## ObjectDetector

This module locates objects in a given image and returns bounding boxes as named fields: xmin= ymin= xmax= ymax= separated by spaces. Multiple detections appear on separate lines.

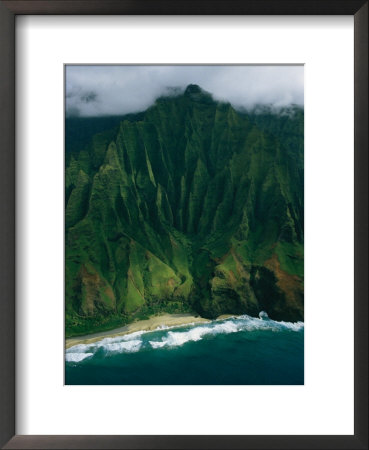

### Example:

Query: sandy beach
xmin=65 ymin=313 xmax=214 ymax=349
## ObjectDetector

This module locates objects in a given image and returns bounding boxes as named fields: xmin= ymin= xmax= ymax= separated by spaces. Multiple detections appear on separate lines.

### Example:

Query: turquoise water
xmin=65 ymin=313 xmax=304 ymax=385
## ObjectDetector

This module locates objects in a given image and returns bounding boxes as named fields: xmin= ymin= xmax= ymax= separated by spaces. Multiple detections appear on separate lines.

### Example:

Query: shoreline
xmin=66 ymin=313 xmax=235 ymax=350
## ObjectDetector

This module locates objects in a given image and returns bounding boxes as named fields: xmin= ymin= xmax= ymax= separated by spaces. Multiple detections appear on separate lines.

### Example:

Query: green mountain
xmin=65 ymin=84 xmax=304 ymax=337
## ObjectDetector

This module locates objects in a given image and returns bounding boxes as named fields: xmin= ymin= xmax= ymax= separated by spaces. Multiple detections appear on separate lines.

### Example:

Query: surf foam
xmin=148 ymin=313 xmax=303 ymax=349
xmin=66 ymin=312 xmax=304 ymax=361
xmin=65 ymin=352 xmax=93 ymax=363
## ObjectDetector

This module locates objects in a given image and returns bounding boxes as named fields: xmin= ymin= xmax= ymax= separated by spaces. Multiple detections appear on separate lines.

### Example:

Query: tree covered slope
xmin=65 ymin=85 xmax=304 ymax=336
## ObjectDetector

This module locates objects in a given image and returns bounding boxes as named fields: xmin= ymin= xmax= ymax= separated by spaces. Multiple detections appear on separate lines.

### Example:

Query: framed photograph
xmin=64 ymin=63 xmax=305 ymax=386
xmin=0 ymin=1 xmax=367 ymax=449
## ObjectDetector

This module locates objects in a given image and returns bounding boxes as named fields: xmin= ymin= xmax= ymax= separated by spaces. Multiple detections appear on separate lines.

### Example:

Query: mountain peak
xmin=184 ymin=84 xmax=203 ymax=95
xmin=184 ymin=84 xmax=213 ymax=103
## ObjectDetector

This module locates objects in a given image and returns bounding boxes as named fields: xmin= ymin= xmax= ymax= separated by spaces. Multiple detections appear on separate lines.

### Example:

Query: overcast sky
xmin=66 ymin=65 xmax=304 ymax=117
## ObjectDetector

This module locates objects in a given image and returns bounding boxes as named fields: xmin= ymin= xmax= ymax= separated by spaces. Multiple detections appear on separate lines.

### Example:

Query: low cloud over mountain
xmin=66 ymin=65 xmax=304 ymax=117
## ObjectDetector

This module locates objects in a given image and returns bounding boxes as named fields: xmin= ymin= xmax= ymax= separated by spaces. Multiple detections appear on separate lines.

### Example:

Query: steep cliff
xmin=65 ymin=85 xmax=304 ymax=336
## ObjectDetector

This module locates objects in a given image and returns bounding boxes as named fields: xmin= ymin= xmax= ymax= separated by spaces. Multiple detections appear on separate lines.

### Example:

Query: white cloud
xmin=66 ymin=65 xmax=304 ymax=117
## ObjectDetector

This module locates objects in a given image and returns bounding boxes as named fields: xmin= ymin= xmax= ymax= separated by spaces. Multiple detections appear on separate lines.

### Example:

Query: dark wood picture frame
xmin=0 ymin=1 xmax=367 ymax=448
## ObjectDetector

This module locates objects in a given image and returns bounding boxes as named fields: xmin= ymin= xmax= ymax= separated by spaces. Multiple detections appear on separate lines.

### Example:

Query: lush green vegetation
xmin=65 ymin=84 xmax=304 ymax=336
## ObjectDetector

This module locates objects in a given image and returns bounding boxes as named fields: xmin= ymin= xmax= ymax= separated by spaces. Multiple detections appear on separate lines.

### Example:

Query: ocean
xmin=65 ymin=313 xmax=304 ymax=385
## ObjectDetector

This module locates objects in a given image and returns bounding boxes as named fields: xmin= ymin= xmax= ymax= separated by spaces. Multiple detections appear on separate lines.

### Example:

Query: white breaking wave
xmin=65 ymin=352 xmax=93 ymax=363
xmin=148 ymin=313 xmax=303 ymax=349
xmin=66 ymin=312 xmax=304 ymax=362
xmin=277 ymin=321 xmax=304 ymax=332
xmin=65 ymin=330 xmax=147 ymax=362
xmin=149 ymin=341 xmax=167 ymax=349
xmin=103 ymin=339 xmax=142 ymax=354
xmin=149 ymin=326 xmax=210 ymax=349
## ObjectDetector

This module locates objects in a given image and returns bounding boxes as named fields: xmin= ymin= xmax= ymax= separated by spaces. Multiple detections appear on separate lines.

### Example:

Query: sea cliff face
xmin=65 ymin=85 xmax=304 ymax=336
